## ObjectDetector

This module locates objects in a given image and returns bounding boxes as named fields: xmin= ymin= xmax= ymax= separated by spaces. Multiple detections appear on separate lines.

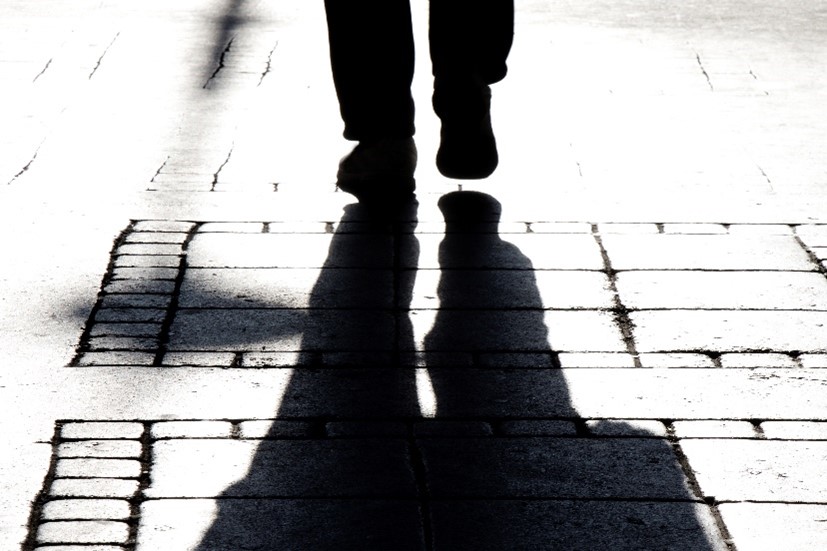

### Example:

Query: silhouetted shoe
xmin=436 ymin=112 xmax=498 ymax=180
xmin=336 ymin=138 xmax=417 ymax=205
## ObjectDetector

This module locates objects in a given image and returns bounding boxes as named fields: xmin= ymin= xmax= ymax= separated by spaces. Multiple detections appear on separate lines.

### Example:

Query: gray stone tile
xmin=587 ymin=419 xmax=668 ymax=437
xmin=186 ymin=233 xmax=393 ymax=269
xmin=41 ymin=499 xmax=131 ymax=521
xmin=179 ymin=268 xmax=393 ymax=309
xmin=37 ymin=520 xmax=129 ymax=545
xmin=672 ymin=421 xmax=757 ymax=439
xmin=57 ymin=441 xmax=142 ymax=459
xmin=420 ymin=436 xmax=691 ymax=499
xmin=602 ymin=234 xmax=815 ymax=270
xmin=146 ymin=439 xmax=416 ymax=498
xmin=431 ymin=500 xmax=727 ymax=551
xmin=151 ymin=421 xmax=233 ymax=439
xmin=137 ymin=499 xmax=424 ymax=551
xmin=168 ymin=309 xmax=395 ymax=352
xmin=55 ymin=459 xmax=141 ymax=479
xmin=238 ymin=420 xmax=316 ymax=439
xmin=638 ymin=353 xmax=716 ymax=368
xmin=681 ymin=440 xmax=827 ymax=501
xmin=631 ymin=311 xmax=827 ymax=353
xmin=760 ymin=421 xmax=827 ymax=440
xmin=499 ymin=420 xmax=578 ymax=436
xmin=720 ymin=353 xmax=799 ymax=368
xmin=50 ymin=479 xmax=139 ymax=499
xmin=617 ymin=271 xmax=827 ymax=310
xmin=719 ymin=503 xmax=827 ymax=551
xmin=62 ymin=422 xmax=144 ymax=440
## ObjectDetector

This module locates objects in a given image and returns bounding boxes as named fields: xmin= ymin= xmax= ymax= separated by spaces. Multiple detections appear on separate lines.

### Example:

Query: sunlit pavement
xmin=2 ymin=1 xmax=827 ymax=549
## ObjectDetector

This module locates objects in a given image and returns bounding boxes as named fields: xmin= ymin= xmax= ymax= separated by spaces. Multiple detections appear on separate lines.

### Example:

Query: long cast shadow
xmin=189 ymin=193 xmax=724 ymax=549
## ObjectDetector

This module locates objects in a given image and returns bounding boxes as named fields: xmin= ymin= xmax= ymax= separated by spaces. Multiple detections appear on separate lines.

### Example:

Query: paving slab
xmin=718 ymin=503 xmax=827 ymax=551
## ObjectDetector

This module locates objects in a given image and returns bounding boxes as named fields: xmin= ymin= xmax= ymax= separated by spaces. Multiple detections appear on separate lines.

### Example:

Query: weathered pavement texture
xmin=2 ymin=0 xmax=827 ymax=550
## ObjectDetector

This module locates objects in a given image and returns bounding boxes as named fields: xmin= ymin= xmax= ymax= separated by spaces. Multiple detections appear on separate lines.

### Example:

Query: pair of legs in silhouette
xmin=324 ymin=0 xmax=514 ymax=202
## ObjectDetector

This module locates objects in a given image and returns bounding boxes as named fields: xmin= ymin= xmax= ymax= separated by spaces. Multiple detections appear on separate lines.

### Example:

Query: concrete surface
xmin=2 ymin=0 xmax=827 ymax=549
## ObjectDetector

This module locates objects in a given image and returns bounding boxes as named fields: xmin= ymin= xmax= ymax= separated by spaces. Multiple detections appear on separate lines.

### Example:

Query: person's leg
xmin=324 ymin=0 xmax=416 ymax=141
xmin=429 ymin=0 xmax=514 ymax=179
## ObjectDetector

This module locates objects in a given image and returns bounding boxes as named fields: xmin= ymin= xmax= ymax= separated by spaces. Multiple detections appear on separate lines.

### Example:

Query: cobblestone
xmin=672 ymin=420 xmax=758 ymax=439
xmin=49 ymin=479 xmax=140 ymax=499
xmin=761 ymin=421 xmax=827 ymax=440
xmin=57 ymin=440 xmax=142 ymax=459
xmin=718 ymin=503 xmax=827 ymax=551
xmin=55 ymin=459 xmax=142 ymax=478
xmin=41 ymin=499 xmax=131 ymax=521
xmin=61 ymin=422 xmax=144 ymax=440
xmin=36 ymin=520 xmax=130 ymax=545
xmin=151 ymin=421 xmax=234 ymax=439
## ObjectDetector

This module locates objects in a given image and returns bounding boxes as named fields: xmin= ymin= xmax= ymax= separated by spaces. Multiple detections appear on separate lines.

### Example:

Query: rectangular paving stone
xmin=638 ymin=353 xmax=716 ymax=368
xmin=37 ymin=520 xmax=129 ymax=545
xmin=410 ymin=270 xmax=613 ymax=310
xmin=117 ymin=243 xmax=183 ymax=257
xmin=416 ymin=233 xmax=605 ymax=270
xmin=431 ymin=500 xmax=727 ymax=551
xmin=795 ymin=225 xmax=827 ymax=245
xmin=597 ymin=223 xmax=659 ymax=234
xmin=326 ymin=421 xmax=409 ymax=438
xmin=662 ymin=223 xmax=728 ymax=234
xmin=631 ymin=311 xmax=827 ymax=353
xmin=241 ymin=351 xmax=301 ymax=367
xmin=478 ymin=352 xmax=558 ymax=368
xmin=179 ymin=268 xmax=392 ymax=309
xmin=238 ymin=420 xmax=316 ymax=439
xmin=58 ymin=440 xmax=142 ymax=459
xmin=728 ymin=224 xmax=794 ymax=236
xmin=133 ymin=221 xmax=195 ymax=232
xmin=137 ymin=499 xmax=424 ymax=551
xmin=801 ymin=354 xmax=827 ymax=368
xmin=55 ymin=459 xmax=141 ymax=479
xmin=88 ymin=336 xmax=159 ymax=351
xmin=601 ymin=234 xmax=816 ymax=270
xmin=616 ymin=271 xmax=827 ymax=310
xmin=414 ymin=421 xmax=493 ymax=437
xmin=718 ymin=503 xmax=827 ymax=551
xmin=98 ymin=294 xmax=172 ymax=309
xmin=760 ymin=421 xmax=827 ymax=440
xmin=409 ymin=310 xmax=626 ymax=353
xmin=113 ymin=255 xmax=182 ymax=268
xmin=75 ymin=352 xmax=156 ymax=367
xmin=146 ymin=439 xmax=416 ymax=498
xmin=50 ymin=479 xmax=139 ymax=499
xmin=524 ymin=222 xmax=593 ymax=233
xmin=35 ymin=546 xmax=125 ymax=551
xmin=41 ymin=499 xmax=131 ymax=521
xmin=186 ymin=233 xmax=393 ymax=269
xmin=103 ymin=280 xmax=176 ymax=294
xmin=90 ymin=323 xmax=162 ymax=338
xmin=168 ymin=309 xmax=395 ymax=352
xmin=720 ymin=353 xmax=799 ymax=368
xmin=586 ymin=419 xmax=668 ymax=437
xmin=151 ymin=421 xmax=233 ymax=439
xmin=680 ymin=440 xmax=827 ymax=501
xmin=111 ymin=267 xmax=179 ymax=280
xmin=419 ymin=437 xmax=692 ymax=499
xmin=672 ymin=420 xmax=757 ymax=439
xmin=94 ymin=308 xmax=167 ymax=323
xmin=161 ymin=351 xmax=236 ymax=367
xmin=125 ymin=232 xmax=189 ymax=244
xmin=499 ymin=420 xmax=578 ymax=436
xmin=199 ymin=222 xmax=265 ymax=233
xmin=62 ymin=422 xmax=145 ymax=440
xmin=556 ymin=352 xmax=637 ymax=368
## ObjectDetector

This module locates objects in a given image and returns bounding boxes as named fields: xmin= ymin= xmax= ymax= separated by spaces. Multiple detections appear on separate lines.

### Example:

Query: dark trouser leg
xmin=324 ymin=0 xmax=416 ymax=141
xmin=429 ymin=0 xmax=514 ymax=119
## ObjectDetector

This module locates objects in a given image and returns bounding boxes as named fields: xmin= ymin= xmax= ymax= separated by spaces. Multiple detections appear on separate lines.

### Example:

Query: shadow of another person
xmin=419 ymin=191 xmax=727 ymax=550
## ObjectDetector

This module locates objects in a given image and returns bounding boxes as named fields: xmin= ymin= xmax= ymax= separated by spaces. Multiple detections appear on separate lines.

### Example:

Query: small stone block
xmin=478 ymin=352 xmax=557 ymax=368
xmin=87 ymin=336 xmax=159 ymax=350
xmin=35 ymin=546 xmax=125 ymax=551
xmin=500 ymin=420 xmax=578 ymax=436
xmin=528 ymin=222 xmax=593 ymax=233
xmin=41 ymin=499 xmax=131 ymax=521
xmin=62 ymin=422 xmax=145 ymax=440
xmin=75 ymin=352 xmax=156 ymax=367
xmin=199 ymin=222 xmax=265 ymax=233
xmin=58 ymin=440 xmax=142 ymax=459
xmin=162 ymin=352 xmax=236 ymax=367
xmin=125 ymin=232 xmax=189 ymax=244
xmin=111 ymin=267 xmax=179 ymax=280
xmin=99 ymin=295 xmax=172 ymax=309
xmin=557 ymin=353 xmax=637 ymax=368
xmin=638 ymin=353 xmax=715 ymax=368
xmin=49 ymin=479 xmax=139 ymax=499
xmin=414 ymin=421 xmax=493 ymax=437
xmin=242 ymin=352 xmax=302 ymax=367
xmin=103 ymin=280 xmax=176 ymax=294
xmin=761 ymin=421 xmax=827 ymax=440
xmin=133 ymin=221 xmax=195 ymax=232
xmin=55 ymin=459 xmax=142 ymax=478
xmin=37 ymin=520 xmax=129 ymax=544
xmin=662 ymin=223 xmax=728 ymax=234
xmin=728 ymin=224 xmax=793 ymax=235
xmin=586 ymin=420 xmax=668 ymax=437
xmin=672 ymin=421 xmax=757 ymax=439
xmin=90 ymin=323 xmax=162 ymax=338
xmin=800 ymin=354 xmax=827 ymax=368
xmin=114 ymin=255 xmax=181 ymax=268
xmin=326 ymin=421 xmax=409 ymax=438
xmin=238 ymin=420 xmax=316 ymax=439
xmin=151 ymin=421 xmax=233 ymax=439
xmin=597 ymin=223 xmax=660 ymax=234
xmin=94 ymin=308 xmax=167 ymax=323
xmin=720 ymin=353 xmax=798 ymax=368
xmin=719 ymin=503 xmax=827 ymax=551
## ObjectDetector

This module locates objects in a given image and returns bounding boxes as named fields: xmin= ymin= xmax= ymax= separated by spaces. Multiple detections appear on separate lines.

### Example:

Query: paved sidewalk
xmin=2 ymin=1 xmax=827 ymax=550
